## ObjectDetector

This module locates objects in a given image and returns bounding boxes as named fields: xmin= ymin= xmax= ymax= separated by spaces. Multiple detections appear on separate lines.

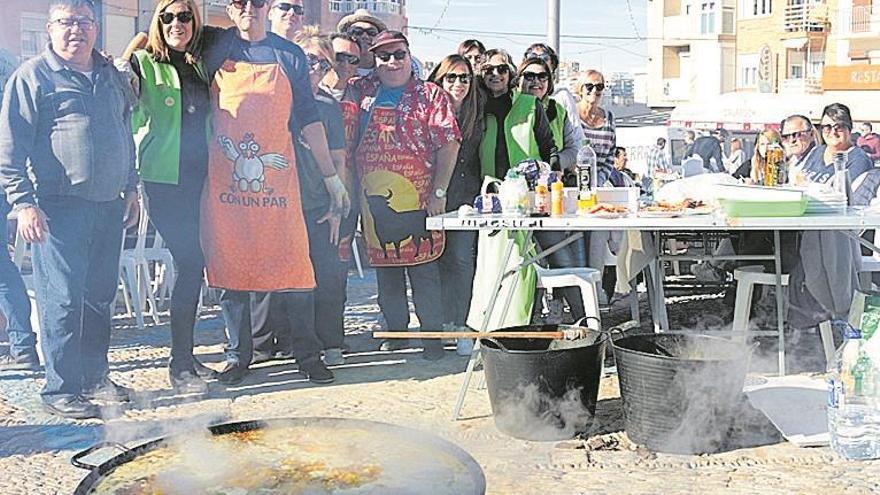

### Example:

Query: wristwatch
xmin=434 ymin=188 xmax=447 ymax=199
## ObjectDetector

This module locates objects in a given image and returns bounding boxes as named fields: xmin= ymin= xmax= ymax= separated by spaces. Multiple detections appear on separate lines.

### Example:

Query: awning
xmin=783 ymin=37 xmax=809 ymax=49
xmin=669 ymin=92 xmax=826 ymax=131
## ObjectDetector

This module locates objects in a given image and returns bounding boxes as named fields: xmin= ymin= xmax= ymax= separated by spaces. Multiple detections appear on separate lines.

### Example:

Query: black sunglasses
xmin=583 ymin=82 xmax=605 ymax=93
xmin=484 ymin=64 xmax=510 ymax=76
xmin=820 ymin=123 xmax=848 ymax=134
xmin=526 ymin=51 xmax=551 ymax=62
xmin=307 ymin=54 xmax=332 ymax=73
xmin=522 ymin=72 xmax=549 ymax=82
xmin=443 ymin=73 xmax=472 ymax=84
xmin=230 ymin=0 xmax=268 ymax=9
xmin=273 ymin=2 xmax=304 ymax=15
xmin=335 ymin=52 xmax=360 ymax=65
xmin=348 ymin=26 xmax=379 ymax=37
xmin=159 ymin=11 xmax=194 ymax=24
xmin=781 ymin=129 xmax=811 ymax=140
xmin=375 ymin=49 xmax=408 ymax=62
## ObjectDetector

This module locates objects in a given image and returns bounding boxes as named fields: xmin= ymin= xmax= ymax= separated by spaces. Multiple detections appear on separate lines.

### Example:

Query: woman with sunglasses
xmin=801 ymin=103 xmax=874 ymax=189
xmin=515 ymin=56 xmax=589 ymax=323
xmin=576 ymin=70 xmax=615 ymax=187
xmin=127 ymin=0 xmax=213 ymax=394
xmin=280 ymin=26 xmax=351 ymax=366
xmin=427 ymin=54 xmax=485 ymax=354
xmin=517 ymin=57 xmax=582 ymax=174
xmin=480 ymin=48 xmax=554 ymax=180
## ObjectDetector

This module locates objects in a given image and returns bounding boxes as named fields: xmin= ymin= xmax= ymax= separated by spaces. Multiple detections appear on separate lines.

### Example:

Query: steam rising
xmin=494 ymin=384 xmax=593 ymax=441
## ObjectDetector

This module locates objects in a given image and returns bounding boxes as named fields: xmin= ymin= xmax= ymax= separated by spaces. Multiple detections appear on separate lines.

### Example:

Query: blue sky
xmin=406 ymin=0 xmax=648 ymax=74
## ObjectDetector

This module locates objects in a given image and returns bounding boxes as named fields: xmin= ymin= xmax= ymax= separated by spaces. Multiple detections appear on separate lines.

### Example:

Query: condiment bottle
xmin=551 ymin=179 xmax=564 ymax=217
xmin=534 ymin=176 xmax=550 ymax=216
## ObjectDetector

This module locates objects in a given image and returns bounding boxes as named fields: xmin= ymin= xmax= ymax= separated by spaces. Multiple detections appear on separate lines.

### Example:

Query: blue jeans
xmin=438 ymin=231 xmax=476 ymax=327
xmin=32 ymin=196 xmax=123 ymax=399
xmin=0 ymin=201 xmax=37 ymax=359
xmin=375 ymin=261 xmax=443 ymax=333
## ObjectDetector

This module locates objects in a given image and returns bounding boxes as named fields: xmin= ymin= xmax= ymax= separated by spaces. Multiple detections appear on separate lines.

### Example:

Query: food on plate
xmin=589 ymin=203 xmax=629 ymax=214
xmin=642 ymin=199 xmax=706 ymax=212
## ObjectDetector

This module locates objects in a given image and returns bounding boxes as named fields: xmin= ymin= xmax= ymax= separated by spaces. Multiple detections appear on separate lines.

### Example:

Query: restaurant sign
xmin=822 ymin=65 xmax=880 ymax=91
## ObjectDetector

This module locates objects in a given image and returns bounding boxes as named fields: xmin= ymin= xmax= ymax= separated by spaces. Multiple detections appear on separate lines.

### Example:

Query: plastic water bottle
xmin=827 ymin=320 xmax=880 ymax=460
xmin=831 ymin=151 xmax=852 ymax=204
xmin=576 ymin=141 xmax=598 ymax=213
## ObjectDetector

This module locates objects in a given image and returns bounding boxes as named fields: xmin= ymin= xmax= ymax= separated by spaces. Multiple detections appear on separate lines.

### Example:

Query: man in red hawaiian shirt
xmin=348 ymin=31 xmax=460 ymax=360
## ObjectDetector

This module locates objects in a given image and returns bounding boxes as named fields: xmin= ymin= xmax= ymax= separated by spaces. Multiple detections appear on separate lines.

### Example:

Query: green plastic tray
xmin=718 ymin=197 xmax=808 ymax=218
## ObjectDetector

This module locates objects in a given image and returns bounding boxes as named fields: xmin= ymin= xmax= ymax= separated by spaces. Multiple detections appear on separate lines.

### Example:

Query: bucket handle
xmin=484 ymin=337 xmax=510 ymax=353
xmin=574 ymin=316 xmax=602 ymax=331
xmin=71 ymin=441 xmax=131 ymax=470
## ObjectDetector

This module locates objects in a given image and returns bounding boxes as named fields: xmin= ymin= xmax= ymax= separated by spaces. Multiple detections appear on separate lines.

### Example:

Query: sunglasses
xmin=159 ymin=11 xmax=194 ymax=24
xmin=583 ymin=82 xmax=605 ymax=93
xmin=307 ymin=55 xmax=332 ymax=73
xmin=781 ymin=129 xmax=811 ymax=141
xmin=230 ymin=0 xmax=268 ymax=9
xmin=484 ymin=64 xmax=510 ymax=76
xmin=820 ymin=123 xmax=848 ymax=134
xmin=348 ymin=26 xmax=379 ymax=37
xmin=527 ymin=52 xmax=551 ymax=62
xmin=50 ymin=16 xmax=96 ymax=30
xmin=522 ymin=72 xmax=549 ymax=82
xmin=443 ymin=72 xmax=472 ymax=84
xmin=375 ymin=49 xmax=408 ymax=62
xmin=273 ymin=2 xmax=304 ymax=15
xmin=335 ymin=52 xmax=360 ymax=66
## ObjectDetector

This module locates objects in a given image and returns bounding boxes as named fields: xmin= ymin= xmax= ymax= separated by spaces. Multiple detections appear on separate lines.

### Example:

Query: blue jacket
xmin=0 ymin=46 xmax=137 ymax=208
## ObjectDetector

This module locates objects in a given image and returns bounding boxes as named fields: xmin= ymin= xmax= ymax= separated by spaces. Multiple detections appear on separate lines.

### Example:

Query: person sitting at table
xmin=744 ymin=130 xmax=783 ymax=184
xmin=801 ymin=103 xmax=873 ymax=191
xmin=781 ymin=114 xmax=819 ymax=180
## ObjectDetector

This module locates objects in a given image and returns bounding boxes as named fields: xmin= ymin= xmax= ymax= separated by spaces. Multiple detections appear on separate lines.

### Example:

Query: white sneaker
xmin=456 ymin=338 xmax=475 ymax=356
xmin=322 ymin=348 xmax=345 ymax=366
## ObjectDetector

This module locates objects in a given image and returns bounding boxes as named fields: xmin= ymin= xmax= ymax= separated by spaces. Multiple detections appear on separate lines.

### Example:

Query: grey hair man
xmin=781 ymin=114 xmax=817 ymax=169
xmin=0 ymin=0 xmax=140 ymax=419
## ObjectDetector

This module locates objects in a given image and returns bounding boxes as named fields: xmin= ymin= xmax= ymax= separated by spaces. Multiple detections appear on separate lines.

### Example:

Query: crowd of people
xmin=2 ymin=0 xmax=880 ymax=421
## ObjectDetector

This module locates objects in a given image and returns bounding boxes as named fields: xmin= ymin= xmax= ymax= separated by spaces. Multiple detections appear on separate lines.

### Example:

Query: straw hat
xmin=336 ymin=8 xmax=387 ymax=33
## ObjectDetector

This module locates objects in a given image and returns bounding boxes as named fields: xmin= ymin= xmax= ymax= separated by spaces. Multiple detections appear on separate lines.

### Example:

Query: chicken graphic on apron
xmin=218 ymin=132 xmax=289 ymax=193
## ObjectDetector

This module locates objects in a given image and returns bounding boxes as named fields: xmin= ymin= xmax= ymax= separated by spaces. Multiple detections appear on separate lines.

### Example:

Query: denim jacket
xmin=0 ymin=46 xmax=137 ymax=208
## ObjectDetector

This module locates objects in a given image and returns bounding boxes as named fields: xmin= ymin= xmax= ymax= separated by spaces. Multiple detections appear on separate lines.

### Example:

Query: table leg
xmin=452 ymin=231 xmax=524 ymax=420
xmin=774 ymin=230 xmax=786 ymax=376
xmin=651 ymin=231 xmax=669 ymax=332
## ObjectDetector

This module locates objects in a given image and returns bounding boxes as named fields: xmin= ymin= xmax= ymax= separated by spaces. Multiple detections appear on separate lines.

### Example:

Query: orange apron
xmin=356 ymin=106 xmax=445 ymax=267
xmin=201 ymin=60 xmax=314 ymax=292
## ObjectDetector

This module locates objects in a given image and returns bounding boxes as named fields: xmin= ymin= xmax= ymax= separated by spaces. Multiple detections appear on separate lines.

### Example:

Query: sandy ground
xmin=1 ymin=269 xmax=880 ymax=494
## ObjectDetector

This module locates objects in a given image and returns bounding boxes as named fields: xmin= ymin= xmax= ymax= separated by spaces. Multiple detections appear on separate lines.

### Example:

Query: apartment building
xmin=646 ymin=0 xmax=738 ymax=109
xmin=654 ymin=0 xmax=880 ymax=127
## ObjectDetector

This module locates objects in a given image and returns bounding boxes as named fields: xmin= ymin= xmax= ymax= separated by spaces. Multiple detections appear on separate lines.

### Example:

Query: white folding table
xmin=427 ymin=208 xmax=880 ymax=420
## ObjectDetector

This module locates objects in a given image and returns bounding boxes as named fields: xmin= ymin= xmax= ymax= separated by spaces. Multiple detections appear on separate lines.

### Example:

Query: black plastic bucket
xmin=480 ymin=323 xmax=608 ymax=441
xmin=612 ymin=332 xmax=753 ymax=454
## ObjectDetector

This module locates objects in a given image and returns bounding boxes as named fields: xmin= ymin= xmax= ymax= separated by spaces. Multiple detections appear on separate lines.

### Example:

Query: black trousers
xmin=144 ymin=179 xmax=205 ymax=375
xmin=251 ymin=207 xmax=349 ymax=356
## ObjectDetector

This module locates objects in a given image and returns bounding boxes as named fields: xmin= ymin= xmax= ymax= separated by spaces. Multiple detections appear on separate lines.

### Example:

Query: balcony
xmin=783 ymin=3 xmax=829 ymax=33
xmin=838 ymin=5 xmax=880 ymax=36
xmin=780 ymin=77 xmax=823 ymax=94
xmin=328 ymin=1 xmax=401 ymax=15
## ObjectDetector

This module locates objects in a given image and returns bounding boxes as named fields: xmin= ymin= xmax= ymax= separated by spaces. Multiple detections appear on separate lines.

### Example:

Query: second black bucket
xmin=480 ymin=324 xmax=608 ymax=441
xmin=612 ymin=332 xmax=753 ymax=454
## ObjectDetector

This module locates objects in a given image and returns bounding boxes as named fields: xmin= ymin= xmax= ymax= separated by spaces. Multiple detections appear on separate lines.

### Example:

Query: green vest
xmin=546 ymin=98 xmax=566 ymax=152
xmin=480 ymin=91 xmax=540 ymax=178
xmin=131 ymin=50 xmax=206 ymax=185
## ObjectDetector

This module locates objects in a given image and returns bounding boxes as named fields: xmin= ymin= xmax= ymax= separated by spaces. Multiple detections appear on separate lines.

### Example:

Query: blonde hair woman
xmin=128 ymin=0 xmax=213 ymax=394
xmin=576 ymin=70 xmax=615 ymax=186
xmin=747 ymin=130 xmax=782 ymax=184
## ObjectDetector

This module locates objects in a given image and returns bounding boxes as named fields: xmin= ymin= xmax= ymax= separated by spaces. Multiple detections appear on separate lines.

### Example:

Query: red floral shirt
xmin=348 ymin=75 xmax=461 ymax=158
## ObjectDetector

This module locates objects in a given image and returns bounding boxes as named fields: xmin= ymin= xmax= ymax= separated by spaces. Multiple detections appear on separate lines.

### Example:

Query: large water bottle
xmin=831 ymin=151 xmax=852 ymax=204
xmin=827 ymin=320 xmax=880 ymax=460
xmin=576 ymin=141 xmax=598 ymax=209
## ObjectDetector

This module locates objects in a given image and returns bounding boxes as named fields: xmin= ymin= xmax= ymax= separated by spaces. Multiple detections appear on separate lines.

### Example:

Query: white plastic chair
xmin=602 ymin=243 xmax=641 ymax=324
xmin=118 ymin=192 xmax=172 ymax=329
xmin=681 ymin=156 xmax=705 ymax=178
xmin=731 ymin=265 xmax=835 ymax=370
xmin=534 ymin=265 xmax=602 ymax=329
